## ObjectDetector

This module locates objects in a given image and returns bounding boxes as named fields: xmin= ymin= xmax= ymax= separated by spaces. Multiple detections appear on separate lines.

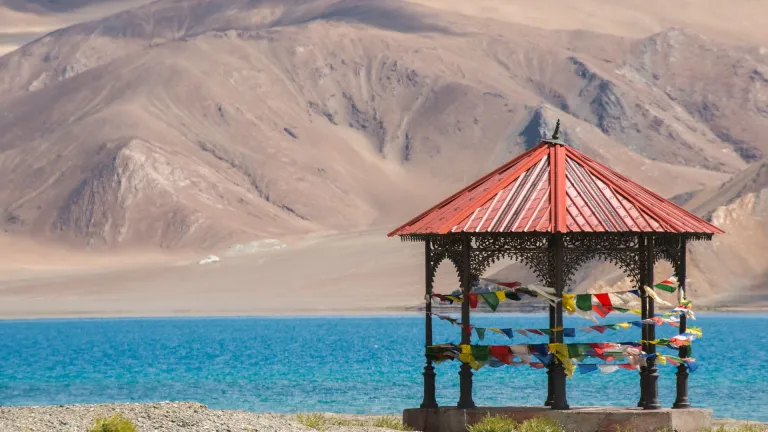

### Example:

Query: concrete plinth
xmin=403 ymin=406 xmax=713 ymax=432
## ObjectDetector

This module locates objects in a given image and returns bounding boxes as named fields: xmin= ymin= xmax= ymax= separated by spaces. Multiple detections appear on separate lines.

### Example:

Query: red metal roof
xmin=389 ymin=141 xmax=724 ymax=236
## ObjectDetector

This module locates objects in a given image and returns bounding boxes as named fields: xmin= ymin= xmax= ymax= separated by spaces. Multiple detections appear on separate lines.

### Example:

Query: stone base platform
xmin=403 ymin=406 xmax=713 ymax=432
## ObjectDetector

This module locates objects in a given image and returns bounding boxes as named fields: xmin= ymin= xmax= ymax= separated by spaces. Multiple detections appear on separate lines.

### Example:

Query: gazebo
xmin=389 ymin=123 xmax=722 ymax=431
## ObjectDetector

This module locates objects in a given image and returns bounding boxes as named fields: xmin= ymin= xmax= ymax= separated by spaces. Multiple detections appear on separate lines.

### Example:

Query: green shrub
xmin=296 ymin=413 xmax=412 ymax=431
xmin=468 ymin=414 xmax=518 ymax=432
xmin=707 ymin=426 xmax=767 ymax=432
xmin=87 ymin=414 xmax=137 ymax=432
xmin=371 ymin=415 xmax=414 ymax=431
xmin=517 ymin=418 xmax=564 ymax=432
xmin=468 ymin=415 xmax=565 ymax=432
xmin=296 ymin=413 xmax=329 ymax=430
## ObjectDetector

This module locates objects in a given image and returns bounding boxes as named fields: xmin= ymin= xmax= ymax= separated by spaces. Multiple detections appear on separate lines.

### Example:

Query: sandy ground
xmin=0 ymin=229 xmax=445 ymax=318
xmin=1 ymin=228 xmax=763 ymax=320
xmin=0 ymin=402 xmax=406 ymax=432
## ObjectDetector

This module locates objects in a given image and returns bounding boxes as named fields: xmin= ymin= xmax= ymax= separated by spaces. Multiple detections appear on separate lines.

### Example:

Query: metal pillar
xmin=545 ymin=301 xmax=556 ymax=406
xmin=421 ymin=238 xmax=438 ymax=409
xmin=644 ymin=235 xmax=661 ymax=410
xmin=673 ymin=239 xmax=692 ymax=409
xmin=457 ymin=235 xmax=476 ymax=409
xmin=545 ymin=235 xmax=556 ymax=407
xmin=637 ymin=235 xmax=648 ymax=408
xmin=551 ymin=233 xmax=569 ymax=410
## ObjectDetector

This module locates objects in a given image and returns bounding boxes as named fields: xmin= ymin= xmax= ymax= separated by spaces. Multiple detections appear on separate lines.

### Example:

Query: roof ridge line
xmin=440 ymin=145 xmax=551 ymax=234
xmin=569 ymin=147 xmax=723 ymax=233
xmin=567 ymin=148 xmax=722 ymax=233
xmin=566 ymin=149 xmax=682 ymax=232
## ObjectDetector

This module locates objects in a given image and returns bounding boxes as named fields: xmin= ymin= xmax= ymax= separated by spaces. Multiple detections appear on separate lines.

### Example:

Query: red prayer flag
xmin=490 ymin=346 xmax=512 ymax=364
xmin=619 ymin=364 xmax=636 ymax=370
xmin=468 ymin=293 xmax=478 ymax=308
xmin=592 ymin=325 xmax=608 ymax=334
xmin=527 ymin=329 xmax=544 ymax=336
xmin=497 ymin=281 xmax=522 ymax=288
xmin=592 ymin=304 xmax=610 ymax=318
xmin=594 ymin=293 xmax=614 ymax=311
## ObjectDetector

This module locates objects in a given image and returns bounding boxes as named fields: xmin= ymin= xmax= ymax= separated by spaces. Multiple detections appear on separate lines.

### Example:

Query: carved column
xmin=545 ymin=236 xmax=556 ymax=406
xmin=673 ymin=238 xmax=692 ymax=409
xmin=644 ymin=235 xmax=661 ymax=410
xmin=457 ymin=235 xmax=476 ymax=409
xmin=637 ymin=235 xmax=648 ymax=408
xmin=551 ymin=233 xmax=569 ymax=410
xmin=421 ymin=238 xmax=438 ymax=409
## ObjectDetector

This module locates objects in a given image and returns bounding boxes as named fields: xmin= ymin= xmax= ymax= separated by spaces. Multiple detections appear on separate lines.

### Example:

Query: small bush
xmin=297 ymin=413 xmax=329 ymax=430
xmin=468 ymin=415 xmax=518 ymax=432
xmin=371 ymin=415 xmax=414 ymax=431
xmin=296 ymin=413 xmax=412 ymax=431
xmin=87 ymin=414 xmax=137 ymax=432
xmin=707 ymin=426 xmax=767 ymax=432
xmin=469 ymin=415 xmax=565 ymax=432
xmin=517 ymin=418 xmax=564 ymax=432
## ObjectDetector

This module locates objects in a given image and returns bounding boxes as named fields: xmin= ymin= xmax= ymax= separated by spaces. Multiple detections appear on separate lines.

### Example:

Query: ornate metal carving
xmin=422 ymin=234 xmax=473 ymax=288
xmin=562 ymin=232 xmax=640 ymax=250
xmin=469 ymin=234 xmax=553 ymax=286
xmin=652 ymin=234 xmax=686 ymax=274
xmin=412 ymin=232 xmax=692 ymax=293
xmin=561 ymin=234 xmax=642 ymax=288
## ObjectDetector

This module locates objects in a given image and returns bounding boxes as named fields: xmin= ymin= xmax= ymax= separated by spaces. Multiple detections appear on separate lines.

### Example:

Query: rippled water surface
xmin=0 ymin=314 xmax=765 ymax=421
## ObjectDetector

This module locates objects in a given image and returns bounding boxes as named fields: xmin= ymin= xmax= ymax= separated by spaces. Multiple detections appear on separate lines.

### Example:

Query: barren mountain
xmin=0 ymin=0 xmax=766 ymax=313
xmin=2 ymin=0 xmax=763 ymax=249
xmin=0 ymin=0 xmax=151 ymax=55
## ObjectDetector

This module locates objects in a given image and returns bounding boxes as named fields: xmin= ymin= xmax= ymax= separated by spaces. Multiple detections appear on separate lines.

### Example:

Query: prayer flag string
xmin=428 ymin=312 xmax=698 ymax=342
xmin=426 ymin=342 xmax=698 ymax=377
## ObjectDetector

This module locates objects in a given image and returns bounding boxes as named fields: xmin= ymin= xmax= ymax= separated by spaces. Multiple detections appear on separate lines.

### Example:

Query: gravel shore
xmin=0 ymin=402 xmax=406 ymax=432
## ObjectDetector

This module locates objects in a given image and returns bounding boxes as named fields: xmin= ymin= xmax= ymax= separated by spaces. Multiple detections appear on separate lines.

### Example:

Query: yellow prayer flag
xmin=495 ymin=291 xmax=507 ymax=302
xmin=617 ymin=322 xmax=632 ymax=329
xmin=549 ymin=343 xmax=576 ymax=377
xmin=687 ymin=327 xmax=703 ymax=338
xmin=562 ymin=294 xmax=576 ymax=312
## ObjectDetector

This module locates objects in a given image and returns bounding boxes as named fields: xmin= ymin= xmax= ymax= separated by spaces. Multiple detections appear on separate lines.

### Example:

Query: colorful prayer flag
xmin=479 ymin=292 xmax=500 ymax=311
xmin=576 ymin=294 xmax=593 ymax=312
xmin=467 ymin=293 xmax=478 ymax=308
xmin=655 ymin=276 xmax=678 ymax=293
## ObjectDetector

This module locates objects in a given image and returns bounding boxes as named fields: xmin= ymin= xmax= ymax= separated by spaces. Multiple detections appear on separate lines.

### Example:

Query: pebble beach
xmin=0 ymin=402 xmax=406 ymax=432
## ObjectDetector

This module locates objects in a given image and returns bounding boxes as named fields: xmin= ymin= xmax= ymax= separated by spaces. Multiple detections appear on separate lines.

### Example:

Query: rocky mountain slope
xmin=0 ymin=0 xmax=766 ymax=306
xmin=2 ymin=0 xmax=764 ymax=248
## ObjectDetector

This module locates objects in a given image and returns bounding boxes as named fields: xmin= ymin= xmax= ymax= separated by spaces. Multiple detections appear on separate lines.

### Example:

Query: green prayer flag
xmin=480 ymin=293 xmax=500 ymax=311
xmin=475 ymin=328 xmax=486 ymax=341
xmin=567 ymin=344 xmax=589 ymax=360
xmin=655 ymin=283 xmax=677 ymax=293
xmin=576 ymin=294 xmax=592 ymax=311
xmin=471 ymin=345 xmax=490 ymax=362
xmin=605 ymin=324 xmax=621 ymax=331
xmin=540 ymin=329 xmax=552 ymax=336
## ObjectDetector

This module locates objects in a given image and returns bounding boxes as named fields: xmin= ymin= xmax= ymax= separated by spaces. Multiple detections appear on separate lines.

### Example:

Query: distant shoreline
xmin=0 ymin=306 xmax=766 ymax=321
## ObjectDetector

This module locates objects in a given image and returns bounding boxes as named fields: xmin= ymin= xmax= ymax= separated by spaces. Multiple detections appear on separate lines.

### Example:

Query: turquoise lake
xmin=0 ymin=314 xmax=765 ymax=421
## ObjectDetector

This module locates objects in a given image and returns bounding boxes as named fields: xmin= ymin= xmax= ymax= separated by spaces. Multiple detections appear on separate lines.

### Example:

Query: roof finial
xmin=551 ymin=119 xmax=561 ymax=141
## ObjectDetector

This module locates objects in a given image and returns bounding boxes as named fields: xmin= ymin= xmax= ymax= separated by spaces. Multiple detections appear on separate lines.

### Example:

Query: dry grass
xmin=295 ymin=413 xmax=413 ymax=431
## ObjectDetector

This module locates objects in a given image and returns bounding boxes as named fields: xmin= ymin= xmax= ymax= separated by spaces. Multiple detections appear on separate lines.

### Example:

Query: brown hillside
xmin=2 ymin=0 xmax=759 ymax=249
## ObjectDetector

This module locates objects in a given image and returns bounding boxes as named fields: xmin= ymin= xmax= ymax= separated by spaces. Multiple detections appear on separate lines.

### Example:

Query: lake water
xmin=0 ymin=314 xmax=765 ymax=421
